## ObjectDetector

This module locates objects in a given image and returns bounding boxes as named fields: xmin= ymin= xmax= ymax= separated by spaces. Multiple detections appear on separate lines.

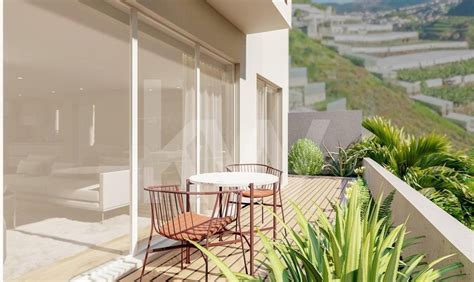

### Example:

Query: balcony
xmin=11 ymin=159 xmax=473 ymax=281
xmin=206 ymin=0 xmax=291 ymax=34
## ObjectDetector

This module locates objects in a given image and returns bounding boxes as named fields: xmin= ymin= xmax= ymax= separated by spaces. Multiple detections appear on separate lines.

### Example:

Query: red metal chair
xmin=140 ymin=185 xmax=247 ymax=281
xmin=225 ymin=164 xmax=286 ymax=232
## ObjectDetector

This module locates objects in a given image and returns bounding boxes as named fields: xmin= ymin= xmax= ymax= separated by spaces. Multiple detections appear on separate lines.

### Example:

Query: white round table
xmin=187 ymin=171 xmax=279 ymax=276
xmin=188 ymin=172 xmax=278 ymax=187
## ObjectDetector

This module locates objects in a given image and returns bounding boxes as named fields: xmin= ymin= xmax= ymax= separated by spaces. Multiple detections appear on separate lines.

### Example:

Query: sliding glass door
xmin=3 ymin=2 xmax=237 ymax=277
xmin=138 ymin=18 xmax=197 ymax=190
xmin=257 ymin=79 xmax=282 ymax=169
xmin=136 ymin=16 xmax=236 ymax=243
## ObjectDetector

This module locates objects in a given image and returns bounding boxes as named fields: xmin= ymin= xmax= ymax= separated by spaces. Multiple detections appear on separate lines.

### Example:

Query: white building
xmin=2 ymin=0 xmax=290 ymax=280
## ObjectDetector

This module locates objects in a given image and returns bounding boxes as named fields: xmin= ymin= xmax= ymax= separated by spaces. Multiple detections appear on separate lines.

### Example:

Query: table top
xmin=189 ymin=172 xmax=279 ymax=187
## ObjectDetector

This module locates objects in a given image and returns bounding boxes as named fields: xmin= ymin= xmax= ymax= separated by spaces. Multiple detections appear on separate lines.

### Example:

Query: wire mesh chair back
xmin=145 ymin=185 xmax=242 ymax=242
xmin=225 ymin=163 xmax=282 ymax=191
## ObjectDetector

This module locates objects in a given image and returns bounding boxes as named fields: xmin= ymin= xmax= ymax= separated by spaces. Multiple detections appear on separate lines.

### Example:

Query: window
xmin=257 ymin=78 xmax=282 ymax=168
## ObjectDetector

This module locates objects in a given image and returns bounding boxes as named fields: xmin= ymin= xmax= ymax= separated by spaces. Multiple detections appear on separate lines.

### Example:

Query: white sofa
xmin=4 ymin=169 xmax=130 ymax=221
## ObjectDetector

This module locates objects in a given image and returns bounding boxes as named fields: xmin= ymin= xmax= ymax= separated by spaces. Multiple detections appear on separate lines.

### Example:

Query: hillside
xmin=289 ymin=28 xmax=474 ymax=150
xmin=449 ymin=0 xmax=474 ymax=17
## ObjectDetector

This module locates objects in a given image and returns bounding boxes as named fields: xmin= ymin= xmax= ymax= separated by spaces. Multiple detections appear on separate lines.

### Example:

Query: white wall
xmin=240 ymin=29 xmax=289 ymax=183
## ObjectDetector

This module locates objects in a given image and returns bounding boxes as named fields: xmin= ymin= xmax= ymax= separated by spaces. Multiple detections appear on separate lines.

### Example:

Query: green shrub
xmin=289 ymin=138 xmax=324 ymax=175
xmin=192 ymin=185 xmax=463 ymax=281
xmin=353 ymin=116 xmax=474 ymax=229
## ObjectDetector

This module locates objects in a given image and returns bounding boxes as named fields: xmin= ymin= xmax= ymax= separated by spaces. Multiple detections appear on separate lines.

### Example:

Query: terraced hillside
xmin=290 ymin=28 xmax=474 ymax=150
xmin=422 ymin=84 xmax=474 ymax=116
xmin=420 ymin=16 xmax=474 ymax=48
xmin=397 ymin=58 xmax=474 ymax=81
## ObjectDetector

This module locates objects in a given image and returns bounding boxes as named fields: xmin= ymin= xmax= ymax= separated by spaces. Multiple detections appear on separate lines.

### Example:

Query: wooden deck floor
xmin=119 ymin=176 xmax=349 ymax=282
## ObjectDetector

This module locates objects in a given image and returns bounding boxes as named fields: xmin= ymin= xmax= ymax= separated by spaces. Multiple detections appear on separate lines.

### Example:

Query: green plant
xmin=191 ymin=186 xmax=463 ymax=281
xmin=289 ymin=139 xmax=324 ymax=175
xmin=345 ymin=177 xmax=371 ymax=218
xmin=345 ymin=177 xmax=395 ymax=225
xmin=324 ymin=145 xmax=359 ymax=177
xmin=397 ymin=58 xmax=474 ymax=82
xmin=352 ymin=116 xmax=474 ymax=229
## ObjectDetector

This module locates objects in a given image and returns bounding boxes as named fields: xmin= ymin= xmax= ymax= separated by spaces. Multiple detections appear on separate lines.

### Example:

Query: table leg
xmin=249 ymin=183 xmax=255 ymax=276
xmin=186 ymin=179 xmax=191 ymax=211
xmin=185 ymin=179 xmax=191 ymax=264
xmin=273 ymin=182 xmax=277 ymax=241
xmin=219 ymin=186 xmax=223 ymax=217
xmin=219 ymin=186 xmax=223 ymax=241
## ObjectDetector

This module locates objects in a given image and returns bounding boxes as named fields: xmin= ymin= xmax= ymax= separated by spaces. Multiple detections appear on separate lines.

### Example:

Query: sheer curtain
xmin=181 ymin=53 xmax=197 ymax=182
xmin=200 ymin=53 xmax=234 ymax=173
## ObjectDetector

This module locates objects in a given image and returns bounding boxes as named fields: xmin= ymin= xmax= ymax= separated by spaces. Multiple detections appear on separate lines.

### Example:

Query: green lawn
xmin=290 ymin=28 xmax=474 ymax=150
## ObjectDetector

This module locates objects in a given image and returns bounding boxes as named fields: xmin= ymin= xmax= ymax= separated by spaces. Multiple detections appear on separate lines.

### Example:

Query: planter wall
xmin=363 ymin=158 xmax=473 ymax=281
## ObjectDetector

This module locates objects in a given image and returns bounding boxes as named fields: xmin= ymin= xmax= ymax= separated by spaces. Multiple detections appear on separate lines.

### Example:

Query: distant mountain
xmin=449 ymin=0 xmax=474 ymax=16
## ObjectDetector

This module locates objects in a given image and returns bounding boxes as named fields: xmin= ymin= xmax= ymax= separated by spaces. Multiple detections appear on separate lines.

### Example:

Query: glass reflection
xmin=3 ymin=0 xmax=130 ymax=280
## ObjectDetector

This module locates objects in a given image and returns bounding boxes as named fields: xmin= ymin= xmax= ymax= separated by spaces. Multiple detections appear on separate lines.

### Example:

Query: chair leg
xmin=140 ymin=231 xmax=154 ymax=281
xmin=180 ymin=244 xmax=184 ymax=270
xmin=198 ymin=250 xmax=209 ymax=282
xmin=186 ymin=247 xmax=191 ymax=264
xmin=205 ymin=255 xmax=209 ymax=282
xmin=278 ymin=190 xmax=288 ymax=236
xmin=238 ymin=222 xmax=249 ymax=274
xmin=261 ymin=197 xmax=264 ymax=224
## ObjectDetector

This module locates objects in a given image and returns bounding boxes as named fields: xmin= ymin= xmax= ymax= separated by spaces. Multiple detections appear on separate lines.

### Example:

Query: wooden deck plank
xmin=120 ymin=176 xmax=348 ymax=282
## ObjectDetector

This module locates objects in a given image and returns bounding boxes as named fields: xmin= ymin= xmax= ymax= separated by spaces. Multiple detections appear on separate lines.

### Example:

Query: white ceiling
xmin=5 ymin=0 xmax=190 ymax=100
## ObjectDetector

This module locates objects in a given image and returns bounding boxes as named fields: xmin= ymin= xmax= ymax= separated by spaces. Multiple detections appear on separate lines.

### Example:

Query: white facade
xmin=2 ymin=0 xmax=290 ymax=280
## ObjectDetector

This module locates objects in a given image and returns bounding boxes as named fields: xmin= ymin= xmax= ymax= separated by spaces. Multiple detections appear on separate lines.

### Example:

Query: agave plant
xmin=191 ymin=187 xmax=463 ymax=281
xmin=323 ymin=144 xmax=358 ymax=177
xmin=352 ymin=116 xmax=473 ymax=229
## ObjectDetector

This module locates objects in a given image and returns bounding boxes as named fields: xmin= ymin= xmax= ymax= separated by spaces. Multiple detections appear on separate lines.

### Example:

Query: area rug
xmin=4 ymin=215 xmax=148 ymax=280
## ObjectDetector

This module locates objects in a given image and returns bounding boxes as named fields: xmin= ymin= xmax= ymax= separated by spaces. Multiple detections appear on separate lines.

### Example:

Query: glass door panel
xmin=4 ymin=0 xmax=130 ymax=279
xmin=137 ymin=19 xmax=197 ymax=230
